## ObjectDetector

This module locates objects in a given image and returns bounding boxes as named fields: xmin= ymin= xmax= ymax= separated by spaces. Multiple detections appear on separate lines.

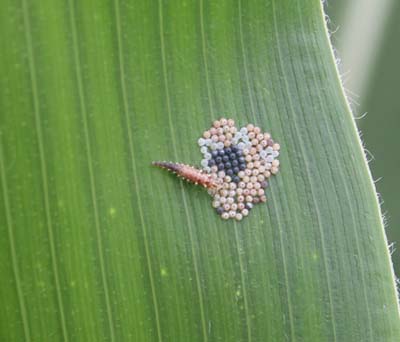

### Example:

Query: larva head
xmin=202 ymin=176 xmax=221 ymax=191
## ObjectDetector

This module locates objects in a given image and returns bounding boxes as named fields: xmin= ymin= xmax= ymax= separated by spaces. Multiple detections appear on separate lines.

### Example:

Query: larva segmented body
xmin=152 ymin=161 xmax=219 ymax=190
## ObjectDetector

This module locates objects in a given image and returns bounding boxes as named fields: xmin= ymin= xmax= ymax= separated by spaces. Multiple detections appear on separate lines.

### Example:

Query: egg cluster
xmin=198 ymin=118 xmax=280 ymax=221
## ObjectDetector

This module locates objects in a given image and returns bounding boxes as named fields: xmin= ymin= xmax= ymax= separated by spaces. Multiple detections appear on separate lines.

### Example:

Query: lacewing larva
xmin=152 ymin=161 xmax=220 ymax=190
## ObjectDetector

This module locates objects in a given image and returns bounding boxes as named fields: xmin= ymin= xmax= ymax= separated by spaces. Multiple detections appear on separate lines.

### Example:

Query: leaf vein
xmin=238 ymin=0 xmax=256 ymax=116
xmin=112 ymin=0 xmax=163 ymax=340
xmin=0 ymin=137 xmax=31 ymax=342
xmin=21 ymin=1 xmax=69 ymax=340
xmin=199 ymin=0 xmax=214 ymax=114
xmin=272 ymin=1 xmax=337 ymax=340
xmin=158 ymin=1 xmax=209 ymax=341
xmin=67 ymin=1 xmax=115 ymax=340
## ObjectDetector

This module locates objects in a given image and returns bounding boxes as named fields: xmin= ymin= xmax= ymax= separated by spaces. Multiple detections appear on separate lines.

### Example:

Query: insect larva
xmin=152 ymin=161 xmax=219 ymax=190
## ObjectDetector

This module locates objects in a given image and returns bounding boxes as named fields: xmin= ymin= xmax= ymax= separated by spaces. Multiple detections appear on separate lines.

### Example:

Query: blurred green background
xmin=327 ymin=0 xmax=400 ymax=275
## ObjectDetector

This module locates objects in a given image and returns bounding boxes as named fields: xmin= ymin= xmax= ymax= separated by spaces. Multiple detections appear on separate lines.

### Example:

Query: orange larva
xmin=152 ymin=161 xmax=219 ymax=190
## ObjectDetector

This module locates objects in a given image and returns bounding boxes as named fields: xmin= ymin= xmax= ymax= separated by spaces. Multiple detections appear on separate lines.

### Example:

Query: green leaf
xmin=1 ymin=0 xmax=399 ymax=341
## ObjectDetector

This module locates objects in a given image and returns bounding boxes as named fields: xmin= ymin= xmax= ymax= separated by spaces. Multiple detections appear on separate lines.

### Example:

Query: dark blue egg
xmin=216 ymin=207 xmax=224 ymax=215
xmin=211 ymin=150 xmax=219 ymax=158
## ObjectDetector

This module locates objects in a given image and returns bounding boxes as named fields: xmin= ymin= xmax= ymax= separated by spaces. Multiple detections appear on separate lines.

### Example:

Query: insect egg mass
xmin=153 ymin=118 xmax=280 ymax=221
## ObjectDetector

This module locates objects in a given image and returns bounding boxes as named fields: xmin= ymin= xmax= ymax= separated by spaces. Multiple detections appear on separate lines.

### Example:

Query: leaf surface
xmin=0 ymin=0 xmax=399 ymax=341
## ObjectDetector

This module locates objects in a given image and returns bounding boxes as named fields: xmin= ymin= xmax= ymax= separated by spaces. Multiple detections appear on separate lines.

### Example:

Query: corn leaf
xmin=1 ymin=0 xmax=399 ymax=341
